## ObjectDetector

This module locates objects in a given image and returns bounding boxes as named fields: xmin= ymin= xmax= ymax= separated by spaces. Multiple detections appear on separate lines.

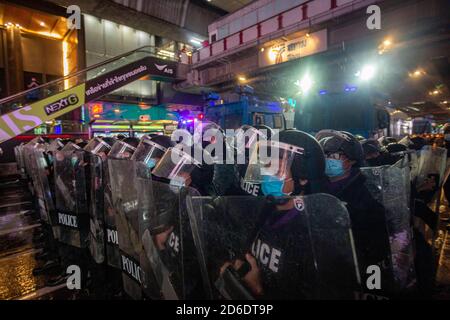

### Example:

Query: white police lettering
xmin=251 ymin=238 xmax=281 ymax=273
xmin=240 ymin=177 xmax=260 ymax=196
xmin=121 ymin=255 xmax=142 ymax=283
xmin=58 ymin=212 xmax=78 ymax=228
xmin=123 ymin=199 xmax=138 ymax=213
xmin=107 ymin=228 xmax=118 ymax=245
xmin=168 ymin=231 xmax=180 ymax=253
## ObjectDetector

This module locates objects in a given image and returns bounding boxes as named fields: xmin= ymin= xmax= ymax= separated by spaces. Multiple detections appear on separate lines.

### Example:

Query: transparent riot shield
xmin=27 ymin=144 xmax=51 ymax=225
xmin=108 ymin=159 xmax=144 ymax=299
xmin=135 ymin=168 xmax=161 ymax=300
xmin=409 ymin=151 xmax=419 ymax=183
xmin=14 ymin=145 xmax=26 ymax=178
xmin=22 ymin=143 xmax=39 ymax=182
xmin=47 ymin=138 xmax=65 ymax=153
xmin=54 ymin=149 xmax=90 ymax=248
xmin=138 ymin=179 xmax=204 ymax=300
xmin=32 ymin=148 xmax=58 ymax=231
xmin=23 ymin=137 xmax=45 ymax=178
xmin=416 ymin=146 xmax=447 ymax=188
xmin=186 ymin=194 xmax=360 ymax=300
xmin=415 ymin=145 xmax=447 ymax=263
xmin=361 ymin=159 xmax=416 ymax=296
xmin=103 ymin=159 xmax=121 ymax=269
xmin=88 ymin=153 xmax=107 ymax=264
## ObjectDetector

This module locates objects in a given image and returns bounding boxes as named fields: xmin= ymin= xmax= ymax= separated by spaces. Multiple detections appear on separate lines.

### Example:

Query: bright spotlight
xmin=297 ymin=74 xmax=314 ymax=93
xmin=356 ymin=65 xmax=376 ymax=81
xmin=268 ymin=48 xmax=278 ymax=62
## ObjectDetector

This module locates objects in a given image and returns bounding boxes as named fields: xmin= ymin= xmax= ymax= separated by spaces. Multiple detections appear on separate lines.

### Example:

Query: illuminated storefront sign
xmin=91 ymin=103 xmax=103 ymax=115
xmin=260 ymin=29 xmax=328 ymax=67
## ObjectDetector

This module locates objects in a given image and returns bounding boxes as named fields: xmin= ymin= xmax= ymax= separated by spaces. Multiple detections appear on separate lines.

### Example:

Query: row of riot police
xmin=14 ymin=123 xmax=448 ymax=300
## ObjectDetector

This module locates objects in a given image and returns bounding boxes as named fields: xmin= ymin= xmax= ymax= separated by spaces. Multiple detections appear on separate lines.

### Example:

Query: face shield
xmin=193 ymin=121 xmax=222 ymax=145
xmin=244 ymin=140 xmax=304 ymax=183
xmin=46 ymin=139 xmax=65 ymax=153
xmin=108 ymin=140 xmax=137 ymax=160
xmin=84 ymin=137 xmax=112 ymax=155
xmin=35 ymin=143 xmax=47 ymax=152
xmin=235 ymin=127 xmax=268 ymax=150
xmin=25 ymin=136 xmax=45 ymax=148
xmin=131 ymin=136 xmax=167 ymax=169
xmin=61 ymin=142 xmax=82 ymax=153
xmin=233 ymin=127 xmax=269 ymax=164
xmin=152 ymin=146 xmax=201 ymax=186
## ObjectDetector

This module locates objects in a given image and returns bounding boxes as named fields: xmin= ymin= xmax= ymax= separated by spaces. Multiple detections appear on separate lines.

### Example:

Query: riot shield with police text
xmin=186 ymin=194 xmax=360 ymax=300
xmin=103 ymin=159 xmax=121 ymax=269
xmin=138 ymin=179 xmax=203 ymax=300
xmin=54 ymin=150 xmax=90 ymax=248
xmin=135 ymin=169 xmax=162 ymax=300
xmin=108 ymin=159 xmax=144 ymax=299
xmin=361 ymin=159 xmax=416 ymax=296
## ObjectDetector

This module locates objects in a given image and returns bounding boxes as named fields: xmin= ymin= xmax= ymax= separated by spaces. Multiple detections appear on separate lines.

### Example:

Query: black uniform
xmin=250 ymin=204 xmax=315 ymax=299
xmin=325 ymin=169 xmax=391 ymax=288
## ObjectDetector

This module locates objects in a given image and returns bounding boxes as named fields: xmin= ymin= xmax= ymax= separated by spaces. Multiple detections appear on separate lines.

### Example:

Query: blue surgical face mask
xmin=71 ymin=157 xmax=78 ymax=166
xmin=325 ymin=159 xmax=345 ymax=177
xmin=261 ymin=175 xmax=290 ymax=197
xmin=47 ymin=155 xmax=53 ymax=165
xmin=146 ymin=158 xmax=157 ymax=169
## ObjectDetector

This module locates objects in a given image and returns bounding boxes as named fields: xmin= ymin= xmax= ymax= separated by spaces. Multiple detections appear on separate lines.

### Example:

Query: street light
xmin=356 ymin=65 xmax=376 ymax=81
xmin=409 ymin=69 xmax=425 ymax=78
xmin=429 ymin=90 xmax=440 ymax=96
xmin=378 ymin=38 xmax=393 ymax=55
xmin=296 ymin=74 xmax=314 ymax=94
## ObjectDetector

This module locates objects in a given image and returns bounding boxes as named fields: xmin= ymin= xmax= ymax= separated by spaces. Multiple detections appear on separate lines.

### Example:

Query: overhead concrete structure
xmin=41 ymin=0 xmax=221 ymax=44
xmin=177 ymin=0 xmax=450 ymax=122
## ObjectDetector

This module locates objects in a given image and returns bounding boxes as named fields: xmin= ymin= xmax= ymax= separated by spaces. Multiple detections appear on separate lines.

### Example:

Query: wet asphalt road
xmin=0 ymin=177 xmax=46 ymax=299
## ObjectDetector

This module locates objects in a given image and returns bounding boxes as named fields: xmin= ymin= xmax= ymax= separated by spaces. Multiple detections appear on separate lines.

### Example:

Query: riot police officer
xmin=196 ymin=130 xmax=358 ymax=299
xmin=317 ymin=130 xmax=391 ymax=295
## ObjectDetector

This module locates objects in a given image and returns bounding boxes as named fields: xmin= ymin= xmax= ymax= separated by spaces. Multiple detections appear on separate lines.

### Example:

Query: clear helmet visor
xmin=235 ymin=127 xmax=268 ymax=149
xmin=131 ymin=137 xmax=167 ymax=168
xmin=25 ymin=136 xmax=45 ymax=147
xmin=46 ymin=139 xmax=65 ymax=153
xmin=108 ymin=141 xmax=137 ymax=159
xmin=244 ymin=140 xmax=304 ymax=183
xmin=61 ymin=142 xmax=81 ymax=153
xmin=193 ymin=121 xmax=222 ymax=144
xmin=35 ymin=143 xmax=47 ymax=152
xmin=84 ymin=137 xmax=112 ymax=155
xmin=152 ymin=146 xmax=200 ymax=183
